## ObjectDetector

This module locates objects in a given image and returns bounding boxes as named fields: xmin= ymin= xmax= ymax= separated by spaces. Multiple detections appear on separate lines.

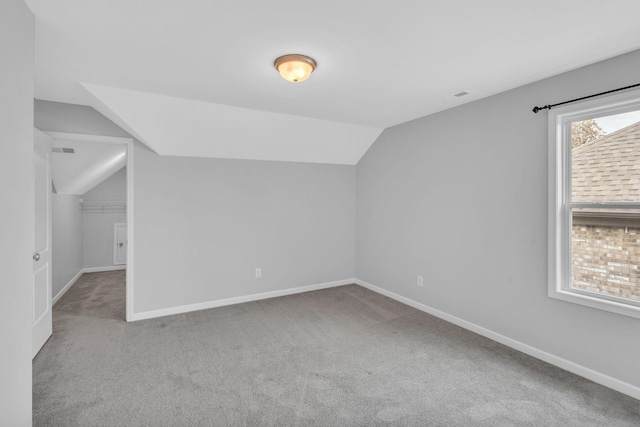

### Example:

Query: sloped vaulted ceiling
xmin=26 ymin=0 xmax=640 ymax=164
xmin=47 ymin=134 xmax=127 ymax=195
xmin=81 ymin=83 xmax=383 ymax=165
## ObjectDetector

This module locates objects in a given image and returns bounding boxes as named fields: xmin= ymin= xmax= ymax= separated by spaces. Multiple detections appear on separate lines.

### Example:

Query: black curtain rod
xmin=532 ymin=83 xmax=640 ymax=113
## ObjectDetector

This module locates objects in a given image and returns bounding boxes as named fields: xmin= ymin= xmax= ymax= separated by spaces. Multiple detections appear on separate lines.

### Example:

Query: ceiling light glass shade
xmin=274 ymin=54 xmax=317 ymax=83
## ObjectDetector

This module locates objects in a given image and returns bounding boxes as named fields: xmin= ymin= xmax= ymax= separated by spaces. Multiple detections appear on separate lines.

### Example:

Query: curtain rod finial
xmin=532 ymin=105 xmax=551 ymax=114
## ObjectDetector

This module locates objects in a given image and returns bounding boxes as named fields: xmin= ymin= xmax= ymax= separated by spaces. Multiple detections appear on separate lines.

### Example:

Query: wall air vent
xmin=52 ymin=147 xmax=75 ymax=153
xmin=454 ymin=91 xmax=469 ymax=97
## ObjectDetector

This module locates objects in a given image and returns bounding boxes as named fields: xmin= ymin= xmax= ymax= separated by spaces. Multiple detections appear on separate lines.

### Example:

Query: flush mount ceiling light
xmin=274 ymin=54 xmax=317 ymax=83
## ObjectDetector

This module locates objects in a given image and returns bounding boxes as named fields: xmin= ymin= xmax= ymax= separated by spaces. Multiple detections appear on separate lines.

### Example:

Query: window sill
xmin=549 ymin=287 xmax=640 ymax=320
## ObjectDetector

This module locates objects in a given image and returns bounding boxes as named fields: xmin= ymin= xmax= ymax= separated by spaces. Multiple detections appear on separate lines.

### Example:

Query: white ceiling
xmin=26 ymin=0 xmax=640 ymax=163
xmin=47 ymin=133 xmax=127 ymax=195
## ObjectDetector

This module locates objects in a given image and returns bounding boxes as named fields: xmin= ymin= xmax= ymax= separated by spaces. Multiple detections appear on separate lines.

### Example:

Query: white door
xmin=33 ymin=129 xmax=53 ymax=358
xmin=114 ymin=223 xmax=127 ymax=265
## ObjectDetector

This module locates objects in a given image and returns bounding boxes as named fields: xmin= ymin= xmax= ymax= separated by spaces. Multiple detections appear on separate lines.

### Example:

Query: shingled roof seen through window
xmin=572 ymin=120 xmax=640 ymax=202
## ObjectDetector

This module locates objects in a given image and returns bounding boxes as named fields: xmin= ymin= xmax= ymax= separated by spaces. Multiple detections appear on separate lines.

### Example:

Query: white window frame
xmin=548 ymin=87 xmax=640 ymax=319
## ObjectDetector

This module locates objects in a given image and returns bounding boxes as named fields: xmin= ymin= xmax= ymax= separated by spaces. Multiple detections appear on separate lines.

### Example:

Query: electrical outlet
xmin=255 ymin=268 xmax=262 ymax=278
xmin=417 ymin=275 xmax=424 ymax=287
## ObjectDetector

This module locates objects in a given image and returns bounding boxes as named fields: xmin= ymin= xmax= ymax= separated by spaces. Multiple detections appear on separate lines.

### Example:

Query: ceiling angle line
xmin=532 ymin=82 xmax=640 ymax=113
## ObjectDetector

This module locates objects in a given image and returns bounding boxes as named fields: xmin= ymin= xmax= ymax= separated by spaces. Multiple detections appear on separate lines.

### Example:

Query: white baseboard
xmin=131 ymin=278 xmax=356 ymax=322
xmin=52 ymin=269 xmax=84 ymax=305
xmin=83 ymin=265 xmax=126 ymax=273
xmin=354 ymin=278 xmax=640 ymax=401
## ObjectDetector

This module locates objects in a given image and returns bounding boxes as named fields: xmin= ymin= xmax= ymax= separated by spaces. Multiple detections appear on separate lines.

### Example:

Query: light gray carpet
xmin=33 ymin=271 xmax=640 ymax=426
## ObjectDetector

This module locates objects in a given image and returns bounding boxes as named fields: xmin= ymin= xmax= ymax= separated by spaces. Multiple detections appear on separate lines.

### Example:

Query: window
xmin=549 ymin=88 xmax=640 ymax=318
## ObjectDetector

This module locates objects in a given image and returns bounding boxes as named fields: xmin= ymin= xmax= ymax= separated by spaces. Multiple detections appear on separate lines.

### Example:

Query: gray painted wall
xmin=52 ymin=194 xmax=83 ymax=299
xmin=84 ymin=167 xmax=126 ymax=201
xmin=356 ymin=49 xmax=640 ymax=389
xmin=0 ymin=0 xmax=34 ymax=423
xmin=82 ymin=167 xmax=127 ymax=268
xmin=32 ymin=102 xmax=357 ymax=317
xmin=134 ymin=143 xmax=355 ymax=313
xmin=35 ymin=100 xmax=131 ymax=137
